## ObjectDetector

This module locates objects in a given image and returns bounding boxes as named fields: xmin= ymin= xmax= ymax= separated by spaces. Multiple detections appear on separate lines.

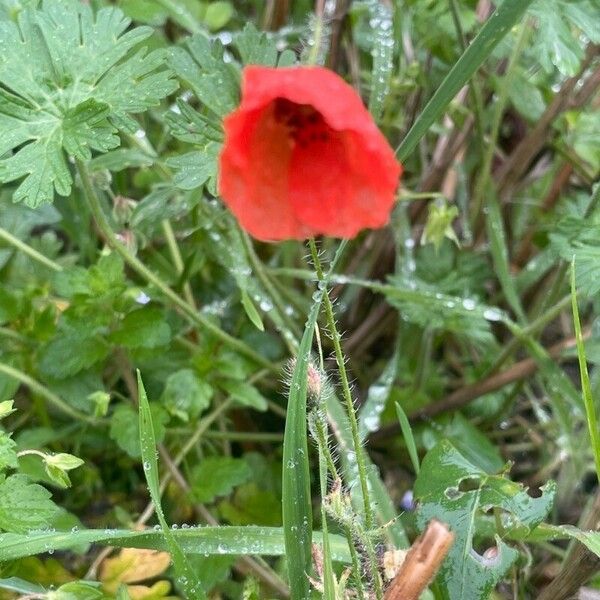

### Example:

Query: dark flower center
xmin=272 ymin=98 xmax=332 ymax=148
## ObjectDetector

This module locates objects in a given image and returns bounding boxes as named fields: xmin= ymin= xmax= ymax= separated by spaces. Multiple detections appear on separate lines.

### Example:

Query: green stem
xmin=487 ymin=294 xmax=571 ymax=375
xmin=16 ymin=449 xmax=48 ymax=459
xmin=161 ymin=219 xmax=197 ymax=310
xmin=344 ymin=524 xmax=366 ymax=600
xmin=241 ymin=231 xmax=299 ymax=353
xmin=0 ymin=362 xmax=97 ymax=424
xmin=0 ymin=227 xmax=62 ymax=272
xmin=308 ymin=239 xmax=374 ymax=531
xmin=76 ymin=159 xmax=276 ymax=373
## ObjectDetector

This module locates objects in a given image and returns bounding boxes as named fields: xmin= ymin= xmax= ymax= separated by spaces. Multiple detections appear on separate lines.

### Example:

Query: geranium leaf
xmin=0 ymin=0 xmax=177 ymax=207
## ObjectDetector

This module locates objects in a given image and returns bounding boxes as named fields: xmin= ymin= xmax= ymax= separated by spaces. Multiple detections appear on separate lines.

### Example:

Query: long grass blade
xmin=137 ymin=372 xmax=206 ymax=599
xmin=0 ymin=527 xmax=352 ymax=563
xmin=570 ymin=262 xmax=600 ymax=482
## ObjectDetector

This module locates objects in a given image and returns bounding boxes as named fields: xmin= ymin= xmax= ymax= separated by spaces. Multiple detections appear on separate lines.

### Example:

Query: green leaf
xmin=137 ymin=372 xmax=205 ymax=600
xmin=89 ymin=149 xmax=154 ymax=173
xmin=44 ymin=453 xmax=84 ymax=471
xmin=166 ymin=144 xmax=220 ymax=192
xmin=233 ymin=23 xmax=278 ymax=67
xmin=529 ymin=0 xmax=600 ymax=76
xmin=0 ymin=399 xmax=16 ymax=419
xmin=191 ymin=456 xmax=252 ymax=503
xmin=110 ymin=403 xmax=168 ymax=458
xmin=414 ymin=441 xmax=555 ymax=600
xmin=203 ymin=1 xmax=233 ymax=31
xmin=53 ymin=253 xmax=125 ymax=299
xmin=165 ymin=98 xmax=223 ymax=145
xmin=161 ymin=369 xmax=212 ymax=422
xmin=110 ymin=307 xmax=172 ymax=349
xmin=38 ymin=330 xmax=110 ymax=379
xmin=384 ymin=274 xmax=499 ymax=345
xmin=241 ymin=289 xmax=265 ymax=332
xmin=0 ymin=0 xmax=177 ymax=207
xmin=0 ymin=474 xmax=59 ymax=533
xmin=219 ymin=483 xmax=282 ymax=527
xmin=169 ymin=35 xmax=238 ymax=117
xmin=50 ymin=581 xmax=107 ymax=600
xmin=220 ymin=380 xmax=268 ymax=412
xmin=396 ymin=0 xmax=535 ymax=160
xmin=0 ymin=432 xmax=17 ymax=470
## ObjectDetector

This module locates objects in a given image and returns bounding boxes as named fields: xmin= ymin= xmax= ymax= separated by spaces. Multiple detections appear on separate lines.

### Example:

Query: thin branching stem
xmin=76 ymin=159 xmax=277 ymax=373
xmin=0 ymin=226 xmax=63 ymax=272
xmin=0 ymin=362 xmax=97 ymax=424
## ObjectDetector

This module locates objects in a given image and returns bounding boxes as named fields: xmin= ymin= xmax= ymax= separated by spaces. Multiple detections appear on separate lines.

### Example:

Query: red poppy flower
xmin=218 ymin=66 xmax=402 ymax=241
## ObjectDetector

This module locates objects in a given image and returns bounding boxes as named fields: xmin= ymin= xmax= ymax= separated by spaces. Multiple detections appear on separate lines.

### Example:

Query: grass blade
xmin=486 ymin=195 xmax=526 ymax=323
xmin=571 ymin=262 xmax=600 ymax=482
xmin=395 ymin=402 xmax=420 ymax=475
xmin=396 ymin=0 xmax=534 ymax=161
xmin=137 ymin=372 xmax=206 ymax=599
xmin=0 ymin=527 xmax=352 ymax=563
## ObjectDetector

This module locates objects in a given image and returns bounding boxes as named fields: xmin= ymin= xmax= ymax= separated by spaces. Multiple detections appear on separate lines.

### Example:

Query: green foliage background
xmin=0 ymin=0 xmax=598 ymax=599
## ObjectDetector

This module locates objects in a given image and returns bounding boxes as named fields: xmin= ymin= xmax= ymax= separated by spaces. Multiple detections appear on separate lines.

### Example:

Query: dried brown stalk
xmin=496 ymin=45 xmax=599 ymax=197
xmin=384 ymin=520 xmax=454 ymax=600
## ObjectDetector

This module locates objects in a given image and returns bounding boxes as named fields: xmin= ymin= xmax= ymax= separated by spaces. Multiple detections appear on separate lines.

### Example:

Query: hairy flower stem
xmin=308 ymin=239 xmax=374 ymax=530
xmin=76 ymin=160 xmax=276 ymax=373
xmin=312 ymin=411 xmax=365 ymax=599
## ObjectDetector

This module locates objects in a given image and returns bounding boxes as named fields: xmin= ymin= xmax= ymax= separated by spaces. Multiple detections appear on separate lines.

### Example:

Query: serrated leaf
xmin=414 ymin=441 xmax=555 ymax=600
xmin=0 ymin=0 xmax=177 ymax=207
xmin=234 ymin=23 xmax=278 ymax=67
xmin=111 ymin=307 xmax=172 ymax=349
xmin=384 ymin=274 xmax=500 ymax=345
xmin=38 ymin=329 xmax=110 ymax=379
xmin=161 ymin=369 xmax=212 ymax=422
xmin=165 ymin=99 xmax=223 ymax=145
xmin=191 ymin=456 xmax=252 ymax=503
xmin=530 ymin=0 xmax=600 ymax=76
xmin=0 ymin=474 xmax=59 ymax=533
xmin=166 ymin=145 xmax=220 ymax=192
xmin=169 ymin=36 xmax=237 ymax=117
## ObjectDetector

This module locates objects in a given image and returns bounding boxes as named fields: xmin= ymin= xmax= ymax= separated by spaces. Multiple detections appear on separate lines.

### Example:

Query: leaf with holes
xmin=0 ymin=0 xmax=177 ymax=207
xmin=414 ymin=441 xmax=555 ymax=600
